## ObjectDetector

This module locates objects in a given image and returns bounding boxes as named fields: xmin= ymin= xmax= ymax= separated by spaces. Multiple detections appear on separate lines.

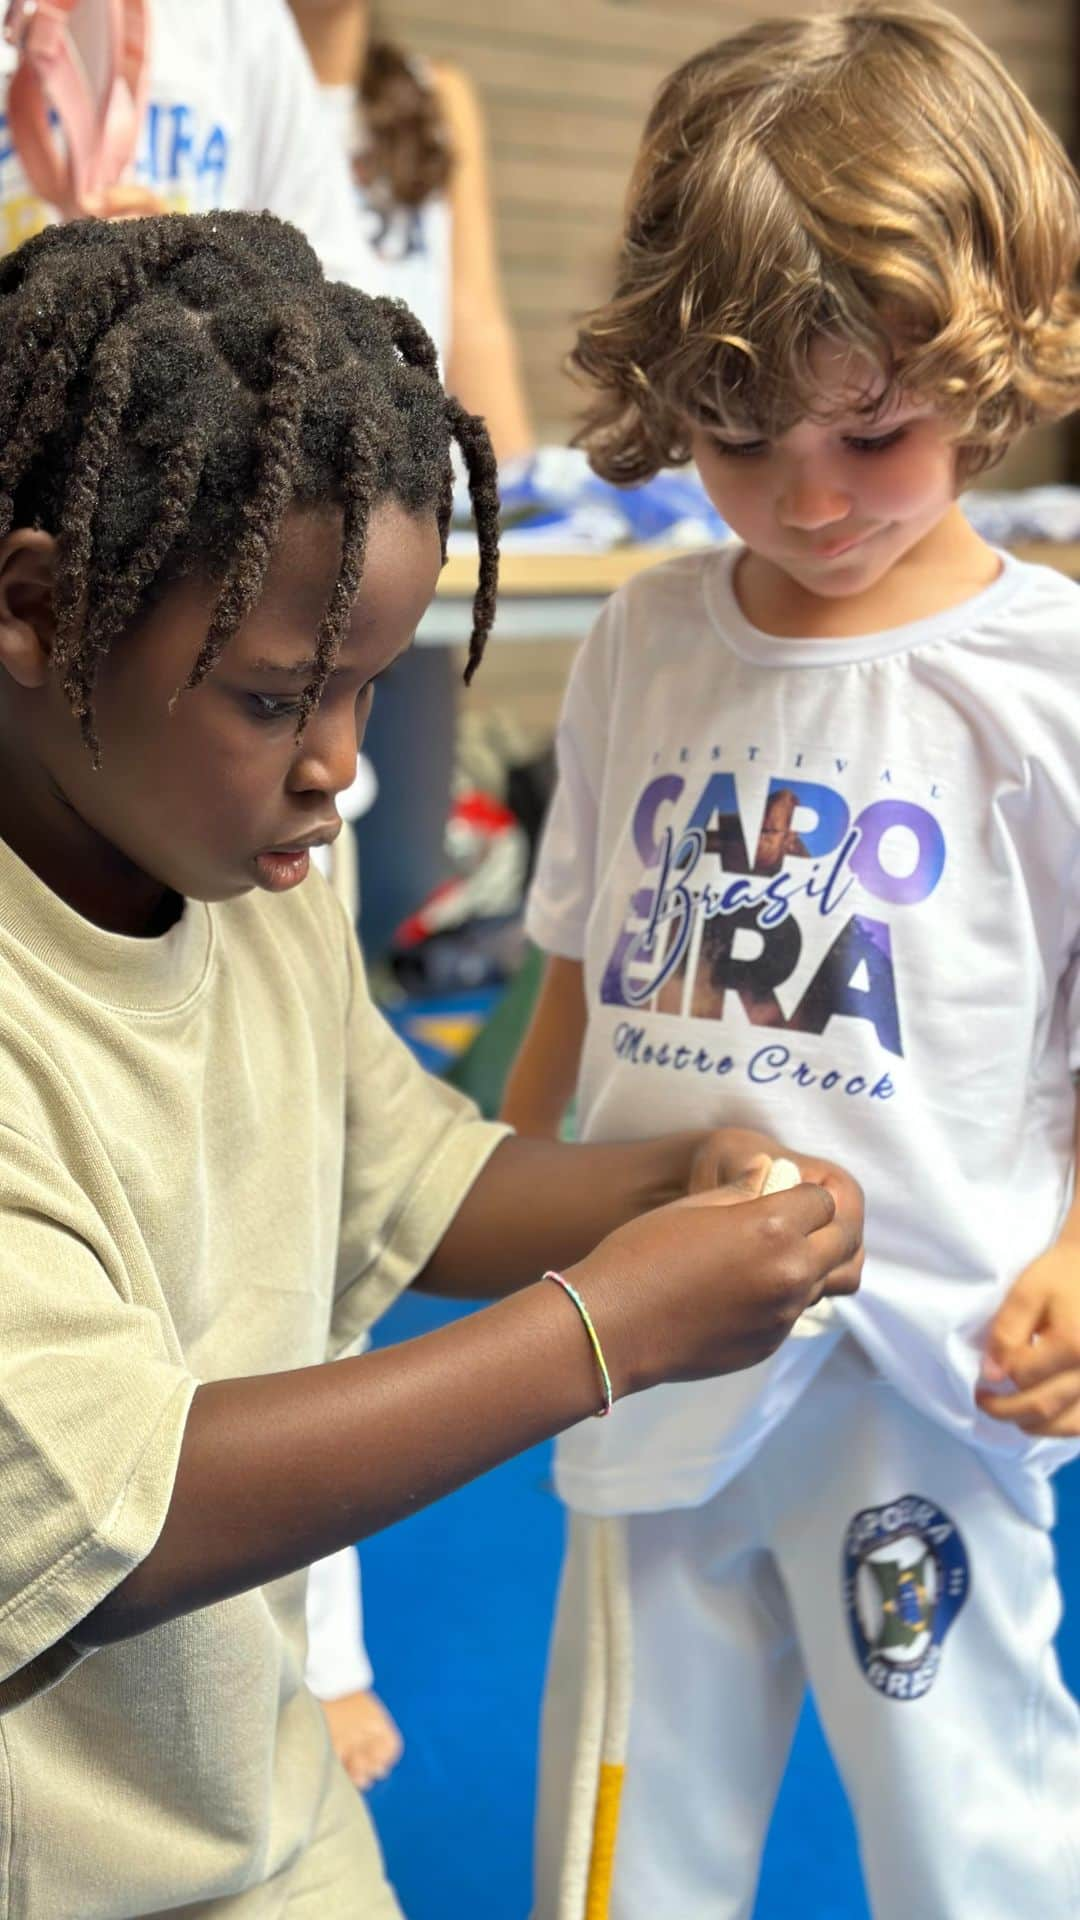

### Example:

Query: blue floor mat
xmin=381 ymin=986 xmax=501 ymax=1078
xmin=361 ymin=1290 xmax=560 ymax=1918
xmin=361 ymin=1289 xmax=1080 ymax=1920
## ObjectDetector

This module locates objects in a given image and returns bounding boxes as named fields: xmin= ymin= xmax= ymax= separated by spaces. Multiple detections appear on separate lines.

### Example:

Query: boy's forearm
xmin=500 ymin=952 xmax=586 ymax=1137
xmin=77 ymin=1133 xmax=705 ymax=1644
xmin=72 ymin=1130 xmax=855 ymax=1650
xmin=74 ymin=1278 xmax=612 ymax=1650
xmin=499 ymin=1044 xmax=572 ymax=1137
xmin=418 ymin=1132 xmax=704 ymax=1297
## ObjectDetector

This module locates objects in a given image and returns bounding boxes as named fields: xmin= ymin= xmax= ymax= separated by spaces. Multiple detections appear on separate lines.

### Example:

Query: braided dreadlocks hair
xmin=0 ymin=209 xmax=499 ymax=756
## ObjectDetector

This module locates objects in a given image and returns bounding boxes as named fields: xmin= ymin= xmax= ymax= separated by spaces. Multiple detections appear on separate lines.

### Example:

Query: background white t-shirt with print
xmin=0 ymin=0 xmax=388 ymax=291
xmin=527 ymin=544 xmax=1080 ymax=1526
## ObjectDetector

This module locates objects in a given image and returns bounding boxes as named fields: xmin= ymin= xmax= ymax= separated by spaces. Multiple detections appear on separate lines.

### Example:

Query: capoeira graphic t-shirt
xmin=527 ymin=544 xmax=1080 ymax=1524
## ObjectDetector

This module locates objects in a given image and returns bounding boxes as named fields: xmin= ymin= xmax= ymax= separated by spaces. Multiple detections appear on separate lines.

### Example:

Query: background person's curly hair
xmin=359 ymin=33 xmax=453 ymax=209
xmin=0 ymin=209 xmax=498 ymax=758
xmin=571 ymin=1 xmax=1080 ymax=485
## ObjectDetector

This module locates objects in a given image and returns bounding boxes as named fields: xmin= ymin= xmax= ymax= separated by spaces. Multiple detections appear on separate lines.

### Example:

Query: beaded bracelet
xmin=544 ymin=1270 xmax=614 ymax=1418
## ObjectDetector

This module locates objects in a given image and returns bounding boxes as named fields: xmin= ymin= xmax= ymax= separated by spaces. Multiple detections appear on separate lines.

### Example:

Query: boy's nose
xmin=777 ymin=475 xmax=852 ymax=530
xmin=292 ymin=710 xmax=364 ymax=801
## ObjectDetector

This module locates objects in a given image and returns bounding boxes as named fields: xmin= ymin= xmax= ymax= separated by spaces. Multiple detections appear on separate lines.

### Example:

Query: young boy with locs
xmin=501 ymin=6 xmax=1080 ymax=1915
xmin=0 ymin=211 xmax=861 ymax=1918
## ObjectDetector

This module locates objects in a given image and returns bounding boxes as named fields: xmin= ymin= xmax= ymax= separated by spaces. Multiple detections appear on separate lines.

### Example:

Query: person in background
xmin=290 ymin=0 xmax=536 ymax=964
xmin=0 ymin=0 xmax=387 ymax=289
xmin=288 ymin=0 xmax=537 ymax=1787
xmin=289 ymin=0 xmax=532 ymax=460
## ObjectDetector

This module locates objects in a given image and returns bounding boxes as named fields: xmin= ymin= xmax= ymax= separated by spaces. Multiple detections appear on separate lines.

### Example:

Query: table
xmin=417 ymin=541 xmax=1080 ymax=647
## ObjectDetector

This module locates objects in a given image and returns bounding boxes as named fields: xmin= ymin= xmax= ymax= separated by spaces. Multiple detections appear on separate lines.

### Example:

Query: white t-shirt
xmin=321 ymin=81 xmax=452 ymax=365
xmin=527 ymin=544 xmax=1080 ymax=1527
xmin=0 ymin=0 xmax=389 ymax=291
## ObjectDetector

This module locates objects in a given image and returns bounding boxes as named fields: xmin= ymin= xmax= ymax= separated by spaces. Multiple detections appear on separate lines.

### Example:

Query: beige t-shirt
xmin=0 ymin=832 xmax=507 ymax=1918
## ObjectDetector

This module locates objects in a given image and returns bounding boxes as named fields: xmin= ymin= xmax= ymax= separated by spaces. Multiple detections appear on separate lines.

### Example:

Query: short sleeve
xmin=1064 ymin=937 xmax=1080 ymax=1076
xmin=0 ymin=1127 xmax=196 ymax=1710
xmin=1050 ymin=787 xmax=1080 ymax=1076
xmin=330 ymin=943 xmax=509 ymax=1353
xmin=524 ymin=602 xmax=616 ymax=960
xmin=242 ymin=1 xmax=392 ymax=294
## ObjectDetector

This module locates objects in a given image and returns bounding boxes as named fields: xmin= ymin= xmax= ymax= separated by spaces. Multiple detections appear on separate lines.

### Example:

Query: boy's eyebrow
xmin=248 ymin=657 xmax=318 ymax=678
xmin=694 ymin=417 xmax=765 ymax=438
xmin=246 ymin=652 xmax=407 ymax=681
xmin=700 ymin=400 xmax=909 ymax=437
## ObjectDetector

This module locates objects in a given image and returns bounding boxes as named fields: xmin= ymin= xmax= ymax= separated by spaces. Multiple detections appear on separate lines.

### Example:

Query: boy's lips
xmin=253 ymin=824 xmax=341 ymax=893
xmin=261 ymin=823 xmax=342 ymax=856
xmin=806 ymin=528 xmax=879 ymax=561
xmin=254 ymin=848 xmax=314 ymax=892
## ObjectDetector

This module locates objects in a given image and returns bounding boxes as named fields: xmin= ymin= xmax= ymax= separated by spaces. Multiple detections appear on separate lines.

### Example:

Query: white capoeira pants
xmin=302 ymin=1287 xmax=376 ymax=1703
xmin=305 ymin=1543 xmax=375 ymax=1701
xmin=534 ymin=1338 xmax=1080 ymax=1920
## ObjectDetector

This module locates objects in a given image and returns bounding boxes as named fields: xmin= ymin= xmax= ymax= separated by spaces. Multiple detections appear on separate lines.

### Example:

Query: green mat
xmin=446 ymin=943 xmax=544 ymax=1119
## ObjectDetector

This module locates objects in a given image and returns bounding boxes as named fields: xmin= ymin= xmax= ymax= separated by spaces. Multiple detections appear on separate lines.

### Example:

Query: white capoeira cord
xmin=559 ymin=1156 xmax=831 ymax=1917
xmin=557 ymin=1515 xmax=633 ymax=1920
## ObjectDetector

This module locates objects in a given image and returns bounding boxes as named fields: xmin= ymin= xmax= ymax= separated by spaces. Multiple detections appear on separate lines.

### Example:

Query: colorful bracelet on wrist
xmin=544 ymin=1269 xmax=614 ymax=1418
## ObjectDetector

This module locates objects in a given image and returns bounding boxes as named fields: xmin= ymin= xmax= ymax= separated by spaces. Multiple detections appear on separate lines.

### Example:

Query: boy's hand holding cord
xmin=75 ymin=1132 xmax=861 ymax=1646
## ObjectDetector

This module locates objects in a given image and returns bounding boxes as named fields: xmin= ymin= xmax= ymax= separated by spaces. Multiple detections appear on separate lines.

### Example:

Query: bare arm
xmin=75 ymin=1278 xmax=612 ymax=1649
xmin=500 ymin=954 xmax=586 ymax=1139
xmin=419 ymin=1127 xmax=700 ymax=1297
xmin=437 ymin=63 xmax=534 ymax=463
xmin=73 ymin=1151 xmax=861 ymax=1649
xmin=286 ymin=1 xmax=366 ymax=87
xmin=977 ymin=1086 xmax=1080 ymax=1436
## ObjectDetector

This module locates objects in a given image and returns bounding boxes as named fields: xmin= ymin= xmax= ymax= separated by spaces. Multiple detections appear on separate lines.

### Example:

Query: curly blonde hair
xmin=572 ymin=1 xmax=1080 ymax=482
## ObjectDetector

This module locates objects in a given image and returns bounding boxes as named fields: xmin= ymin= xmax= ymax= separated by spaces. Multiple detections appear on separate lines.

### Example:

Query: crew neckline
xmin=704 ymin=540 xmax=1025 ymax=668
xmin=0 ymin=832 xmax=214 ymax=1014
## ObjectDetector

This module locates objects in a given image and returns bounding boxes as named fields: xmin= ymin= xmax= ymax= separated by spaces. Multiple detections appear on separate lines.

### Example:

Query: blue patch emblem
xmin=843 ymin=1494 xmax=970 ymax=1701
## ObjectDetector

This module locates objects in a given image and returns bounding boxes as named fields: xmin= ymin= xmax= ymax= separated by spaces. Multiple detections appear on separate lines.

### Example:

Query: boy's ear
xmin=0 ymin=530 xmax=58 ymax=689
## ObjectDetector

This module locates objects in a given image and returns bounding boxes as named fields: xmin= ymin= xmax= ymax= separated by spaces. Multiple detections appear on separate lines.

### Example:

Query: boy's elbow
xmin=70 ymin=1578 xmax=161 ymax=1651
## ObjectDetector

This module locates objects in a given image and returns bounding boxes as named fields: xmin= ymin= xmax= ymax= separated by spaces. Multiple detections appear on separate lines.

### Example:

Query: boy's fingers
xmin=723 ymin=1153 xmax=773 ymax=1200
xmin=686 ymin=1146 xmax=723 ymax=1195
xmin=779 ymin=1181 xmax=838 ymax=1235
xmin=683 ymin=1180 xmax=838 ymax=1241
xmin=688 ymin=1144 xmax=770 ymax=1197
xmin=991 ymin=1332 xmax=1077 ymax=1391
xmin=985 ymin=1281 xmax=1047 ymax=1367
xmin=680 ymin=1156 xmax=774 ymax=1212
xmin=686 ymin=1165 xmax=825 ymax=1215
xmin=977 ymin=1368 xmax=1080 ymax=1430
xmin=804 ymin=1217 xmax=863 ymax=1295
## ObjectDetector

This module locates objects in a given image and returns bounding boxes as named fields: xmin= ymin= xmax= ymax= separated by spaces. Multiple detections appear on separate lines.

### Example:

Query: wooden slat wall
xmin=380 ymin=0 xmax=1075 ymax=483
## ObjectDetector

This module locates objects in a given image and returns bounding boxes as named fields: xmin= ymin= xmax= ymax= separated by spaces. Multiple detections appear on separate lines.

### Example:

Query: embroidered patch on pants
xmin=842 ymin=1494 xmax=970 ymax=1700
